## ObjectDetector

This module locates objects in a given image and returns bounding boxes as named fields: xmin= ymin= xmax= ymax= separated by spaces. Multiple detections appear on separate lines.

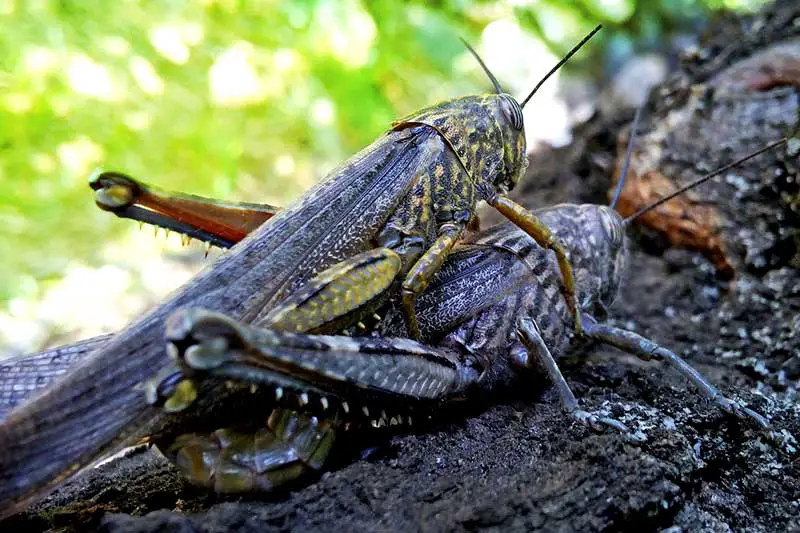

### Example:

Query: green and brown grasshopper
xmin=1 ymin=115 xmax=784 ymax=499
xmin=0 ymin=28 xmax=602 ymax=517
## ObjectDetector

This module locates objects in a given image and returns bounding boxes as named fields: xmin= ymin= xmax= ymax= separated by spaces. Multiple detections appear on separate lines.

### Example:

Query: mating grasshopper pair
xmin=0 ymin=26 xmax=785 ymax=517
xmin=0 ymin=134 xmax=781 ymax=499
xmin=83 ymin=117 xmax=782 ymax=490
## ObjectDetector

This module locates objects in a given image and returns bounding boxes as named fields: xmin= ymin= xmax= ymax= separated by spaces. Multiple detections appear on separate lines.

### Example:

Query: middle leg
xmin=515 ymin=317 xmax=628 ymax=433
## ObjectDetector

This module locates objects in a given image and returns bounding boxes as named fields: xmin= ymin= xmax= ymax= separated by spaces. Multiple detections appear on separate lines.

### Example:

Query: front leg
xmin=491 ymin=195 xmax=582 ymax=335
xmin=581 ymin=314 xmax=769 ymax=429
xmin=401 ymin=223 xmax=463 ymax=340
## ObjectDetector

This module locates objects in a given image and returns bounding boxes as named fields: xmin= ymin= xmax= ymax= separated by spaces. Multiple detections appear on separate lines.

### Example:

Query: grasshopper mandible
xmin=1 ymin=118 xmax=785 ymax=498
xmin=0 ymin=28 xmax=601 ymax=517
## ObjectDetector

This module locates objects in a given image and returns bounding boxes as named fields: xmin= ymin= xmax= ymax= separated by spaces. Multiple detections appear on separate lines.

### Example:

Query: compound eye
xmin=599 ymin=208 xmax=623 ymax=247
xmin=499 ymin=94 xmax=523 ymax=130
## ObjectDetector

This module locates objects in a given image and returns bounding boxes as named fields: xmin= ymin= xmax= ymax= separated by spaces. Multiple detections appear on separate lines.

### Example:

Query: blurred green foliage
xmin=0 ymin=0 xmax=768 ymax=305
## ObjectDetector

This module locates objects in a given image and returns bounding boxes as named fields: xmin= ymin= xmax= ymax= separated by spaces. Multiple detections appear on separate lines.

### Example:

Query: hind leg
xmin=581 ymin=313 xmax=769 ymax=429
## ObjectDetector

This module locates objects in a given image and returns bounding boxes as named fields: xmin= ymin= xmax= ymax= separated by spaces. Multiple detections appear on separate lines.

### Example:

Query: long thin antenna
xmin=624 ymin=137 xmax=788 ymax=224
xmin=610 ymin=105 xmax=644 ymax=209
xmin=520 ymin=24 xmax=602 ymax=108
xmin=460 ymin=37 xmax=503 ymax=94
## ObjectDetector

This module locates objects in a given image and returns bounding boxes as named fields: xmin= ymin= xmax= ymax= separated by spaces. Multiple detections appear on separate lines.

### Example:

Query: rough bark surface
xmin=608 ymin=2 xmax=800 ymax=276
xmin=3 ymin=1 xmax=799 ymax=531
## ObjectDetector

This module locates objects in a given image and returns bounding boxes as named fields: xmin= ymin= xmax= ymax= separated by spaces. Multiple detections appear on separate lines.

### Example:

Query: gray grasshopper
xmin=1 ymin=129 xmax=782 ymax=496
xmin=0 ymin=29 xmax=601 ymax=517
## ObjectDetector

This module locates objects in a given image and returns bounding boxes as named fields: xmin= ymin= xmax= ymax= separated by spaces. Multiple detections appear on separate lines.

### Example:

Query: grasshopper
xmin=1 ymin=120 xmax=784 ymax=499
xmin=0 ymin=29 xmax=603 ymax=517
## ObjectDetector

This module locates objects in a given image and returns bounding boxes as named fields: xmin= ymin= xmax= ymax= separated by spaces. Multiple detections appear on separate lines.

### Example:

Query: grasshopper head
xmin=489 ymin=93 xmax=528 ymax=194
xmin=459 ymin=27 xmax=602 ymax=195
xmin=593 ymin=205 xmax=628 ymax=308
xmin=550 ymin=205 xmax=627 ymax=313
xmin=533 ymin=204 xmax=627 ymax=315
xmin=583 ymin=204 xmax=628 ymax=307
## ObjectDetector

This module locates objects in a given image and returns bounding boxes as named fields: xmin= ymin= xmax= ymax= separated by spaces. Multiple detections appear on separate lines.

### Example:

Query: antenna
xmin=610 ymin=104 xmax=644 ymax=210
xmin=623 ymin=138 xmax=788 ymax=224
xmin=460 ymin=37 xmax=503 ymax=94
xmin=520 ymin=24 xmax=602 ymax=108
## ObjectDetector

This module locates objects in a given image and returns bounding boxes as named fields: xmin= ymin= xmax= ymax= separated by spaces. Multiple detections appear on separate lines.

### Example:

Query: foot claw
xmin=572 ymin=409 xmax=629 ymax=434
xmin=716 ymin=396 xmax=770 ymax=430
xmin=165 ymin=308 xmax=246 ymax=371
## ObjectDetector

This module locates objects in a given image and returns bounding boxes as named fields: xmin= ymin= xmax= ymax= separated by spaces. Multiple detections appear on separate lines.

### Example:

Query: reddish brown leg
xmin=90 ymin=170 xmax=279 ymax=248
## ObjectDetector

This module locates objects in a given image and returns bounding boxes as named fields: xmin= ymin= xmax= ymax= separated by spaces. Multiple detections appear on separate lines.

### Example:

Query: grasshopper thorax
xmin=392 ymin=93 xmax=527 ymax=198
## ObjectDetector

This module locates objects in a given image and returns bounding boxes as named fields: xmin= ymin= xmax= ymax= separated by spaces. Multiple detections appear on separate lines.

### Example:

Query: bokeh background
xmin=0 ymin=0 xmax=768 ymax=356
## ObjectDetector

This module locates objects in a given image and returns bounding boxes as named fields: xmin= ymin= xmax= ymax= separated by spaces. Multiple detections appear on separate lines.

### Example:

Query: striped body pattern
xmin=388 ymin=204 xmax=627 ymax=393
